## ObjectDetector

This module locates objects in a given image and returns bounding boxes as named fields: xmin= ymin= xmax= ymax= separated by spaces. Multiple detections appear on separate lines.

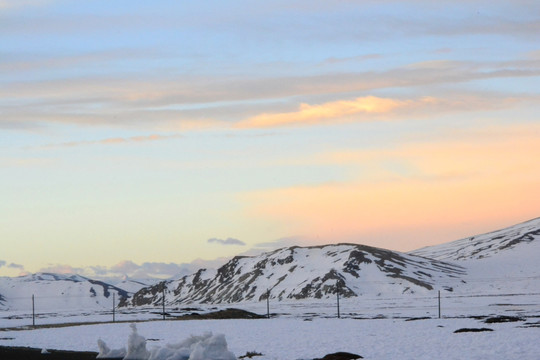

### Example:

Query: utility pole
xmin=438 ymin=290 xmax=441 ymax=319
xmin=112 ymin=293 xmax=116 ymax=323
xmin=266 ymin=289 xmax=270 ymax=319
xmin=32 ymin=294 xmax=35 ymax=327
xmin=162 ymin=284 xmax=166 ymax=320
xmin=336 ymin=284 xmax=341 ymax=319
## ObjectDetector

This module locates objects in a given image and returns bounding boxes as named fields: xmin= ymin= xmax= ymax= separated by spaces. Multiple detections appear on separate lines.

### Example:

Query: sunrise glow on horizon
xmin=1 ymin=0 xmax=539 ymax=278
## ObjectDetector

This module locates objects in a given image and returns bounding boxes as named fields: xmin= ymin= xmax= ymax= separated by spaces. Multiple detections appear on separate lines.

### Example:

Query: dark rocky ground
xmin=174 ymin=308 xmax=267 ymax=320
xmin=0 ymin=346 xmax=98 ymax=360
xmin=0 ymin=346 xmax=362 ymax=360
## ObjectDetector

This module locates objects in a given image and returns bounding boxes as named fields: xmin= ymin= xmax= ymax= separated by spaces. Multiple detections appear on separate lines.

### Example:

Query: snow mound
xmin=97 ymin=338 xmax=127 ymax=358
xmin=125 ymin=323 xmax=150 ymax=359
xmin=97 ymin=324 xmax=236 ymax=360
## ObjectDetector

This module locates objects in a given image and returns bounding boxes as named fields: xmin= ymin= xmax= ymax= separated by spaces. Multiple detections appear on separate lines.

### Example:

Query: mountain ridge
xmin=2 ymin=217 xmax=538 ymax=311
xmin=126 ymin=243 xmax=466 ymax=307
xmin=0 ymin=272 xmax=131 ymax=311
xmin=409 ymin=217 xmax=540 ymax=261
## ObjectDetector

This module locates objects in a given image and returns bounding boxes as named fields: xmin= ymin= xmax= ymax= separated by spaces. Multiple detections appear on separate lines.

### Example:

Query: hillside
xmin=410 ymin=217 xmax=540 ymax=293
xmin=0 ymin=273 xmax=130 ymax=311
xmin=126 ymin=243 xmax=466 ymax=307
xmin=2 ymin=218 xmax=538 ymax=311
xmin=410 ymin=217 xmax=540 ymax=261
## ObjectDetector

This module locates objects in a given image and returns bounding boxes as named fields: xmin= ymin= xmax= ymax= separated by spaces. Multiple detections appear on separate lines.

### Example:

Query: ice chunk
xmin=96 ymin=338 xmax=127 ymax=359
xmin=189 ymin=333 xmax=236 ymax=360
xmin=97 ymin=325 xmax=235 ymax=360
xmin=125 ymin=323 xmax=150 ymax=360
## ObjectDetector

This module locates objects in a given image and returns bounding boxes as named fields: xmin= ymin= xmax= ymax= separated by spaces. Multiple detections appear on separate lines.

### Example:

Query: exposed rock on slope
xmin=127 ymin=243 xmax=465 ymax=307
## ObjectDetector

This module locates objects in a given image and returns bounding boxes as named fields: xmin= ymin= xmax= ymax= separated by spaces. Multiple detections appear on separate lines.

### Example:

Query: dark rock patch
xmin=454 ymin=328 xmax=494 ymax=333
xmin=174 ymin=308 xmax=266 ymax=320
xmin=405 ymin=316 xmax=431 ymax=321
xmin=0 ymin=346 xmax=98 ymax=360
xmin=314 ymin=352 xmax=363 ymax=360
xmin=520 ymin=321 xmax=540 ymax=328
xmin=179 ymin=307 xmax=202 ymax=311
xmin=483 ymin=315 xmax=525 ymax=323
xmin=239 ymin=351 xmax=264 ymax=358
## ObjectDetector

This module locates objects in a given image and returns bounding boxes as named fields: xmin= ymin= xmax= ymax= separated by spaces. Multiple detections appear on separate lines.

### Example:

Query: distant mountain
xmin=113 ymin=277 xmax=157 ymax=294
xmin=0 ymin=272 xmax=130 ymax=311
xmin=410 ymin=217 xmax=540 ymax=294
xmin=410 ymin=217 xmax=540 ymax=261
xmin=126 ymin=243 xmax=466 ymax=307
xmin=4 ymin=218 xmax=537 ymax=311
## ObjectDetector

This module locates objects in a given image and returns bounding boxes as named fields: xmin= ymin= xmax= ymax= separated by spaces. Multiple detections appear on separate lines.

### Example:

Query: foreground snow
xmin=0 ymin=316 xmax=539 ymax=359
xmin=97 ymin=324 xmax=236 ymax=360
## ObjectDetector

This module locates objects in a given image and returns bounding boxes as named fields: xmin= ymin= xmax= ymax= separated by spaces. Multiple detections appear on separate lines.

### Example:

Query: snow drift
xmin=97 ymin=324 xmax=236 ymax=360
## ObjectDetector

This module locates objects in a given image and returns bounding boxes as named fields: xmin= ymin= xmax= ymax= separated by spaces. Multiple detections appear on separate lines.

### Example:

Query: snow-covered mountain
xmin=410 ymin=217 xmax=540 ymax=261
xmin=410 ymin=217 xmax=540 ymax=294
xmin=126 ymin=243 xmax=466 ymax=307
xmin=113 ymin=277 xmax=157 ymax=294
xmin=3 ymin=218 xmax=537 ymax=311
xmin=0 ymin=273 xmax=130 ymax=311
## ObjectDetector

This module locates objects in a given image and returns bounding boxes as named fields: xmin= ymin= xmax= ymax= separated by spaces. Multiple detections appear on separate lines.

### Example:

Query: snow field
xmin=2 ymin=289 xmax=540 ymax=330
xmin=0 ymin=317 xmax=539 ymax=359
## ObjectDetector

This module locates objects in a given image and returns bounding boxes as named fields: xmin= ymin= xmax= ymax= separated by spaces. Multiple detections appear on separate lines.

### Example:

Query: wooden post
xmin=112 ymin=292 xmax=116 ymax=323
xmin=32 ymin=294 xmax=35 ymax=327
xmin=266 ymin=289 xmax=270 ymax=319
xmin=162 ymin=284 xmax=166 ymax=320
xmin=337 ymin=285 xmax=340 ymax=319
xmin=438 ymin=290 xmax=441 ymax=319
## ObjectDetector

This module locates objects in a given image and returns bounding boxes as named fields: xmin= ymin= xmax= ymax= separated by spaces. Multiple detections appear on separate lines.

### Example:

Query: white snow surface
xmin=0 ymin=272 xmax=129 ymax=311
xmin=138 ymin=243 xmax=465 ymax=309
xmin=1 ymin=317 xmax=539 ymax=359
xmin=411 ymin=217 xmax=540 ymax=261
xmin=410 ymin=217 xmax=540 ymax=295
xmin=1 ymin=218 xmax=540 ymax=358
xmin=113 ymin=278 xmax=157 ymax=295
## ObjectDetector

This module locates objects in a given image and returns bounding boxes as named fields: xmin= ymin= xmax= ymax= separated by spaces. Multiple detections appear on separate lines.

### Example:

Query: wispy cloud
xmin=0 ymin=48 xmax=164 ymax=73
xmin=109 ymin=260 xmax=193 ymax=278
xmin=2 ymin=58 xmax=539 ymax=131
xmin=41 ymin=133 xmax=182 ymax=148
xmin=207 ymin=237 xmax=246 ymax=246
xmin=237 ymin=96 xmax=406 ymax=128
xmin=0 ymin=0 xmax=52 ymax=10
xmin=252 ymin=236 xmax=311 ymax=252
xmin=39 ymin=264 xmax=83 ymax=274
xmin=322 ymin=53 xmax=383 ymax=65
xmin=33 ymin=260 xmax=200 ymax=279
xmin=8 ymin=263 xmax=25 ymax=269
xmin=0 ymin=261 xmax=27 ymax=276
xmin=236 ymin=93 xmax=528 ymax=129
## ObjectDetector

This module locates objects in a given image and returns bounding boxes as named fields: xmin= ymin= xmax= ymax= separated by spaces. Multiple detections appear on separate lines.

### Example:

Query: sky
xmin=1 ymin=0 xmax=539 ymax=278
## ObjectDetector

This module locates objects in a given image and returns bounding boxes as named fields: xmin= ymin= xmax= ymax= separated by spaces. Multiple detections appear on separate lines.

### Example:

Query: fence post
xmin=162 ymin=283 xmax=166 ymax=320
xmin=266 ymin=289 xmax=270 ymax=319
xmin=113 ymin=292 xmax=116 ymax=323
xmin=32 ymin=294 xmax=35 ymax=327
xmin=438 ymin=290 xmax=441 ymax=319
xmin=337 ymin=285 xmax=340 ymax=319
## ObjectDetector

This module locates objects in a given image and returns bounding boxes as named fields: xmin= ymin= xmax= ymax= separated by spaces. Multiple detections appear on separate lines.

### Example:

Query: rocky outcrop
xmin=125 ymin=243 xmax=465 ymax=307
